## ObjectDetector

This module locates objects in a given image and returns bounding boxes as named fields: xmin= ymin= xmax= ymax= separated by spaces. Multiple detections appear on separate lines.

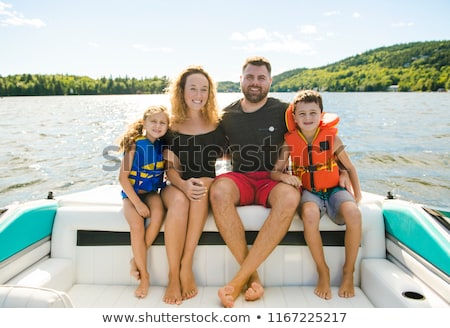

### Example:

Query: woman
xmin=162 ymin=66 xmax=226 ymax=305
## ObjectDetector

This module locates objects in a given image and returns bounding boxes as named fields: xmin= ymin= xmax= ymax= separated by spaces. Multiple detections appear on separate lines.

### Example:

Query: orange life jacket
xmin=284 ymin=108 xmax=340 ymax=192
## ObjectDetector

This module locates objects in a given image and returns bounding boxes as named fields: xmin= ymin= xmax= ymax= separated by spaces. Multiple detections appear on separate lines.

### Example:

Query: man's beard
xmin=242 ymin=86 xmax=269 ymax=103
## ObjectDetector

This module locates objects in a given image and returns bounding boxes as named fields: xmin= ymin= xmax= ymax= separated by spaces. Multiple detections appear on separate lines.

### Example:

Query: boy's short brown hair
xmin=293 ymin=90 xmax=323 ymax=112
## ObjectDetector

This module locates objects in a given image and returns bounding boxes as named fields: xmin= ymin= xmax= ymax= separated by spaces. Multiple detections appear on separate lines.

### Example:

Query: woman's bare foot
xmin=129 ymin=258 xmax=140 ymax=280
xmin=163 ymin=277 xmax=182 ymax=305
xmin=218 ymin=285 xmax=236 ymax=308
xmin=180 ymin=266 xmax=198 ymax=300
xmin=314 ymin=268 xmax=332 ymax=300
xmin=338 ymin=271 xmax=355 ymax=298
xmin=134 ymin=277 xmax=149 ymax=298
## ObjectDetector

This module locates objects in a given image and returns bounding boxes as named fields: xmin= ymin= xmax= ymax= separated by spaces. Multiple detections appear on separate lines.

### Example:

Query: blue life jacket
xmin=122 ymin=136 xmax=165 ymax=197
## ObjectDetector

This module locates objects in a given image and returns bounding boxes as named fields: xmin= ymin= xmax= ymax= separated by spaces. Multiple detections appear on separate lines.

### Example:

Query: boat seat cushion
xmin=0 ymin=285 xmax=73 ymax=308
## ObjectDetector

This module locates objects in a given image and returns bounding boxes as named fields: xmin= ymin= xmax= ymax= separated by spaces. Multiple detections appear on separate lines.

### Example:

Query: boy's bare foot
xmin=163 ymin=278 xmax=182 ymax=305
xmin=129 ymin=258 xmax=140 ymax=280
xmin=244 ymin=281 xmax=264 ymax=301
xmin=218 ymin=285 xmax=236 ymax=308
xmin=338 ymin=271 xmax=355 ymax=298
xmin=134 ymin=278 xmax=149 ymax=298
xmin=314 ymin=268 xmax=332 ymax=300
xmin=180 ymin=267 xmax=198 ymax=300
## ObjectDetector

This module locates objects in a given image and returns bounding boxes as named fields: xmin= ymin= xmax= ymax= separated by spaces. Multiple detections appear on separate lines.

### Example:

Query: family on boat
xmin=119 ymin=56 xmax=361 ymax=308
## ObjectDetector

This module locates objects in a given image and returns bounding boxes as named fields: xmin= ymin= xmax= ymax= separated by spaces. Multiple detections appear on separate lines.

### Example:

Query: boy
xmin=270 ymin=90 xmax=362 ymax=299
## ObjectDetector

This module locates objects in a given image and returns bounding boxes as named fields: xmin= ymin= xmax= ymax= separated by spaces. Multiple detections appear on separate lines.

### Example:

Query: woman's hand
xmin=184 ymin=178 xmax=208 ymax=201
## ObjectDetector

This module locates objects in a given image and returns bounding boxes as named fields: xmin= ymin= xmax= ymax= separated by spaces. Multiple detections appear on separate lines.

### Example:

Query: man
xmin=209 ymin=56 xmax=301 ymax=307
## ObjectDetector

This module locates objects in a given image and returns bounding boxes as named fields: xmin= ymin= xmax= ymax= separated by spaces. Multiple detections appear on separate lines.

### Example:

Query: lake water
xmin=0 ymin=92 xmax=449 ymax=209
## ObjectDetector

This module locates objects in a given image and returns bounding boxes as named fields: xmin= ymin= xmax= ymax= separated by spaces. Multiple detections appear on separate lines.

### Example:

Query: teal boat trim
xmin=383 ymin=202 xmax=450 ymax=276
xmin=0 ymin=201 xmax=57 ymax=262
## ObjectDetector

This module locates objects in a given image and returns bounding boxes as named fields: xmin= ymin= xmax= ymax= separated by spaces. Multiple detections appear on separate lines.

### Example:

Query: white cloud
xmin=231 ymin=28 xmax=314 ymax=54
xmin=231 ymin=28 xmax=270 ymax=41
xmin=0 ymin=1 xmax=45 ymax=27
xmin=353 ymin=12 xmax=361 ymax=18
xmin=299 ymin=25 xmax=317 ymax=35
xmin=323 ymin=10 xmax=340 ymax=16
xmin=246 ymin=28 xmax=270 ymax=40
xmin=230 ymin=32 xmax=246 ymax=41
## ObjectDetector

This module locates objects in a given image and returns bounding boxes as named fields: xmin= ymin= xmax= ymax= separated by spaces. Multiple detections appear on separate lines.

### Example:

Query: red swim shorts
xmin=216 ymin=171 xmax=279 ymax=207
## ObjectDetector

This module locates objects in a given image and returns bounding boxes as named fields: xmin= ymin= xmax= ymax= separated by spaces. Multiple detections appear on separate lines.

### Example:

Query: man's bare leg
xmin=210 ymin=177 xmax=249 ymax=307
xmin=211 ymin=180 xmax=300 ymax=307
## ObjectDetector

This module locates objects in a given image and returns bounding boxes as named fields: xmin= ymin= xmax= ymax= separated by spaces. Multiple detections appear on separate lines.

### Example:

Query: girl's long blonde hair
xmin=118 ymin=105 xmax=169 ymax=153
xmin=169 ymin=65 xmax=219 ymax=124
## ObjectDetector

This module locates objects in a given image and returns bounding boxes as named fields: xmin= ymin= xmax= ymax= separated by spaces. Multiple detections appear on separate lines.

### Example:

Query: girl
xmin=118 ymin=105 xmax=169 ymax=298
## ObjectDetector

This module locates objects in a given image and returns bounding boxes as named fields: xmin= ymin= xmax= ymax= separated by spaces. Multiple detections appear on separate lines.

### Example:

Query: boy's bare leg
xmin=302 ymin=202 xmax=332 ymax=300
xmin=338 ymin=202 xmax=361 ymax=298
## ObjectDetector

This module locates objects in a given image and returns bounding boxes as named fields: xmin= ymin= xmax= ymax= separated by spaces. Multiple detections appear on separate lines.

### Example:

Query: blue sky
xmin=1 ymin=0 xmax=449 ymax=82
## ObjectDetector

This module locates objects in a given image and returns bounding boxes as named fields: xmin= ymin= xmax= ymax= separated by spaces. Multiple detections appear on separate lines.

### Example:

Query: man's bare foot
xmin=218 ymin=285 xmax=236 ymax=308
xmin=244 ymin=281 xmax=264 ymax=301
xmin=338 ymin=271 xmax=355 ymax=298
xmin=130 ymin=258 xmax=140 ymax=280
xmin=180 ymin=267 xmax=198 ymax=300
xmin=134 ymin=278 xmax=149 ymax=298
xmin=163 ymin=278 xmax=182 ymax=305
xmin=314 ymin=268 xmax=332 ymax=300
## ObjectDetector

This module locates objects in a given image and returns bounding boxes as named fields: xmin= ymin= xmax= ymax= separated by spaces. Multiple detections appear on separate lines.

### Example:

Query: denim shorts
xmin=300 ymin=187 xmax=355 ymax=225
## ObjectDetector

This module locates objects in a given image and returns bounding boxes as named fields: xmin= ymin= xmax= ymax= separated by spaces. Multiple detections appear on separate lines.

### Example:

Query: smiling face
xmin=240 ymin=64 xmax=272 ymax=104
xmin=293 ymin=101 xmax=322 ymax=137
xmin=143 ymin=111 xmax=169 ymax=142
xmin=183 ymin=73 xmax=209 ymax=112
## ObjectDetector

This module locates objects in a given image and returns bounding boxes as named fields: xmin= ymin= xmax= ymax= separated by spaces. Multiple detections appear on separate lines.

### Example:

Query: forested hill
xmin=272 ymin=40 xmax=450 ymax=92
xmin=222 ymin=40 xmax=450 ymax=92
xmin=0 ymin=40 xmax=448 ymax=96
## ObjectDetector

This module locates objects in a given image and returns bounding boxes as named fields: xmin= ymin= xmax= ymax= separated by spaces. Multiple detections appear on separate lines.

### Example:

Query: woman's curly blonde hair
xmin=118 ymin=105 xmax=169 ymax=153
xmin=169 ymin=65 xmax=219 ymax=124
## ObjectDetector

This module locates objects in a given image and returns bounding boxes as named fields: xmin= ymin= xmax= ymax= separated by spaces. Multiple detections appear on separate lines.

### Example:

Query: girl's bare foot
xmin=338 ymin=271 xmax=355 ymax=298
xmin=163 ymin=277 xmax=182 ymax=305
xmin=314 ymin=268 xmax=332 ymax=300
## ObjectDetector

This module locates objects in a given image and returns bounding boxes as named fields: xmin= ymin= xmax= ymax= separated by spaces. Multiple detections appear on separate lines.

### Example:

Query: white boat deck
xmin=68 ymin=285 xmax=373 ymax=308
xmin=1 ymin=185 xmax=448 ymax=308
